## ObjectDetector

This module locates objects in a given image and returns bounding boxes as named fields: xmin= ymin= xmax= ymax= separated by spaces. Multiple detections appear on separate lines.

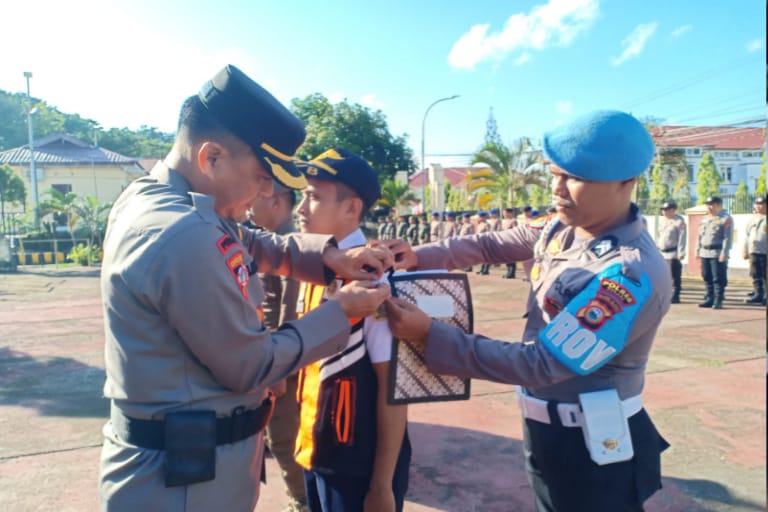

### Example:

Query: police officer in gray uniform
xmin=655 ymin=201 xmax=686 ymax=304
xmin=385 ymin=110 xmax=671 ymax=511
xmin=743 ymin=196 xmax=767 ymax=305
xmin=695 ymin=196 xmax=733 ymax=309
xmin=98 ymin=65 xmax=391 ymax=511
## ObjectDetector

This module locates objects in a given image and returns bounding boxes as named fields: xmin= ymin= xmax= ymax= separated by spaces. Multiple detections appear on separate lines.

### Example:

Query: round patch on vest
xmin=531 ymin=264 xmax=541 ymax=281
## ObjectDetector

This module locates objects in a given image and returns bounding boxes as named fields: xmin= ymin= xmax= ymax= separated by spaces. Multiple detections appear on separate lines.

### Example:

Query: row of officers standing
xmin=652 ymin=195 xmax=767 ymax=308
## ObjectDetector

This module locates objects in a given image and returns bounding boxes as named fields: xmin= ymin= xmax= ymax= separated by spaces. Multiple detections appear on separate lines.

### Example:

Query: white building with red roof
xmin=649 ymin=125 xmax=765 ymax=194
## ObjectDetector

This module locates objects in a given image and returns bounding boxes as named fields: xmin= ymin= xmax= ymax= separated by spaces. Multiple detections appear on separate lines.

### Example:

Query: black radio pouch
xmin=164 ymin=410 xmax=217 ymax=487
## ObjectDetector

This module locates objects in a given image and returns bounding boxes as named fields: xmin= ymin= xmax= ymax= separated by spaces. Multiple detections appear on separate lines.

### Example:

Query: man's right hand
xmin=331 ymin=280 xmax=391 ymax=319
xmin=374 ymin=239 xmax=419 ymax=271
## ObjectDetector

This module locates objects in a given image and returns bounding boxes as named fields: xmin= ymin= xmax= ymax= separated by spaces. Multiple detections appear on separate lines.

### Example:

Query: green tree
xmin=290 ymin=93 xmax=415 ymax=181
xmin=484 ymin=107 xmax=503 ymax=146
xmin=635 ymin=173 xmax=650 ymax=205
xmin=528 ymin=183 xmax=550 ymax=210
xmin=673 ymin=171 xmax=692 ymax=210
xmin=695 ymin=152 xmax=722 ymax=203
xmin=377 ymin=178 xmax=417 ymax=214
xmin=732 ymin=180 xmax=751 ymax=213
xmin=73 ymin=195 xmax=112 ymax=247
xmin=756 ymin=152 xmax=766 ymax=196
xmin=648 ymin=163 xmax=670 ymax=211
xmin=0 ymin=164 xmax=26 ymax=232
xmin=466 ymin=138 xmax=546 ymax=210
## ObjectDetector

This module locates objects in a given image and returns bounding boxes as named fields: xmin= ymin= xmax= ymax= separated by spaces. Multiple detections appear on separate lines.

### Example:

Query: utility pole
xmin=24 ymin=71 xmax=39 ymax=230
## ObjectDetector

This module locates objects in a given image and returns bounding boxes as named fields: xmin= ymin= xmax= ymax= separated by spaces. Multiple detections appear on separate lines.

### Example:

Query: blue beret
xmin=301 ymin=148 xmax=381 ymax=209
xmin=478 ymin=211 xmax=488 ymax=217
xmin=543 ymin=110 xmax=654 ymax=182
xmin=445 ymin=211 xmax=455 ymax=218
xmin=462 ymin=212 xmax=472 ymax=218
xmin=199 ymin=65 xmax=307 ymax=189
xmin=489 ymin=208 xmax=499 ymax=215
xmin=432 ymin=211 xmax=440 ymax=217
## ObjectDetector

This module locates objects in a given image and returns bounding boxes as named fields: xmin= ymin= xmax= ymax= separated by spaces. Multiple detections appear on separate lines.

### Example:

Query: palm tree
xmin=465 ymin=138 xmax=548 ymax=209
xmin=73 ymin=195 xmax=112 ymax=247
xmin=39 ymin=188 xmax=79 ymax=245
xmin=377 ymin=178 xmax=418 ymax=214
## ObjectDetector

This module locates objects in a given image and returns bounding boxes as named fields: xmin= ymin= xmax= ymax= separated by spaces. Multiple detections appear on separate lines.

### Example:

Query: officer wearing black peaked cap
xmin=98 ymin=65 xmax=392 ymax=511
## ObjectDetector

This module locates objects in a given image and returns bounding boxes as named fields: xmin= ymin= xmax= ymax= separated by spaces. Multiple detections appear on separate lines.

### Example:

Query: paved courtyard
xmin=0 ymin=265 xmax=765 ymax=511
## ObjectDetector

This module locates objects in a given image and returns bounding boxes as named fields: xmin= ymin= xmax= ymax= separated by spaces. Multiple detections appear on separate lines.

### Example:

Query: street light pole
xmin=420 ymin=95 xmax=459 ymax=214
xmin=24 ymin=71 xmax=39 ymax=230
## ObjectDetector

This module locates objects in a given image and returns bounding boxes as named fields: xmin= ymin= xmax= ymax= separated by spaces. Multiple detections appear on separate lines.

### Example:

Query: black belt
xmin=111 ymin=396 xmax=274 ymax=451
xmin=703 ymin=244 xmax=722 ymax=250
xmin=660 ymin=247 xmax=678 ymax=252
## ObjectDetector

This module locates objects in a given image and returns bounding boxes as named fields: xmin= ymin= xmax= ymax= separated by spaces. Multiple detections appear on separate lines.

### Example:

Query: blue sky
xmin=1 ymin=0 xmax=765 ymax=166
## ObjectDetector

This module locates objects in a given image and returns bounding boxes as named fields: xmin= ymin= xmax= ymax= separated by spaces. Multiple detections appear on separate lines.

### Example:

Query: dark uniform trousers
xmin=524 ymin=408 xmax=669 ymax=512
xmin=748 ymin=253 xmax=766 ymax=300
xmin=700 ymin=257 xmax=728 ymax=305
xmin=668 ymin=258 xmax=682 ymax=298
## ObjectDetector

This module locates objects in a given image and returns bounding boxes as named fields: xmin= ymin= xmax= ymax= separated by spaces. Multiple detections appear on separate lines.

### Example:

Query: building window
xmin=51 ymin=184 xmax=72 ymax=194
xmin=687 ymin=164 xmax=694 ymax=181
xmin=685 ymin=148 xmax=701 ymax=156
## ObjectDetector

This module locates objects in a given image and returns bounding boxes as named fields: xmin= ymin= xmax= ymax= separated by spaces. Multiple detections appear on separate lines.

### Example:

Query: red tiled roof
xmin=409 ymin=167 xmax=473 ymax=187
xmin=649 ymin=125 xmax=766 ymax=150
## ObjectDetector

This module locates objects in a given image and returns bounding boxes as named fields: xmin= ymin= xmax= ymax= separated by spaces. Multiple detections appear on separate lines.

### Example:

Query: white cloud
xmin=555 ymin=100 xmax=573 ymax=115
xmin=746 ymin=38 xmax=764 ymax=52
xmin=360 ymin=93 xmax=384 ymax=110
xmin=448 ymin=0 xmax=599 ymax=70
xmin=611 ymin=22 xmax=658 ymax=66
xmin=515 ymin=53 xmax=532 ymax=66
xmin=671 ymin=24 xmax=692 ymax=38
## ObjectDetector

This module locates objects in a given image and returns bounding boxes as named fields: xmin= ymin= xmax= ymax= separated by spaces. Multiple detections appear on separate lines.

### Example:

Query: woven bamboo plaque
xmin=387 ymin=271 xmax=472 ymax=405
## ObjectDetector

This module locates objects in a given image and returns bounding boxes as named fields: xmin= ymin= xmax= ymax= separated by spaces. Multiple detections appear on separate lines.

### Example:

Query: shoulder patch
xmin=226 ymin=251 xmax=250 ymax=300
xmin=216 ymin=233 xmax=238 ymax=255
xmin=538 ymin=263 xmax=651 ymax=376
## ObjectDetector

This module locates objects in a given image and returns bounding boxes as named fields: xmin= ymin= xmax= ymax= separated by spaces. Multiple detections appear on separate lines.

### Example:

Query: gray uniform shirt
xmin=743 ymin=214 xmax=767 ymax=255
xmin=696 ymin=211 xmax=733 ymax=259
xmin=655 ymin=214 xmax=686 ymax=260
xmin=260 ymin=219 xmax=300 ymax=330
xmin=99 ymin=164 xmax=352 ymax=511
xmin=413 ymin=205 xmax=671 ymax=402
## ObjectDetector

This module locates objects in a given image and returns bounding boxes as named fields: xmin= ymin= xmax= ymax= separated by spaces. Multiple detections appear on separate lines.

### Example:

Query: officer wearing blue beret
xmin=98 ymin=65 xmax=392 ymax=511
xmin=384 ymin=110 xmax=671 ymax=511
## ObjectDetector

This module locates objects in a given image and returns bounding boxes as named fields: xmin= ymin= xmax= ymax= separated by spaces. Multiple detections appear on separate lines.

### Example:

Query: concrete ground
xmin=0 ymin=265 xmax=764 ymax=511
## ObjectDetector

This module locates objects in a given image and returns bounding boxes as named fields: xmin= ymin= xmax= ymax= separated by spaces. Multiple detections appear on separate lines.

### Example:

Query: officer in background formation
xmin=97 ymin=65 xmax=392 ymax=511
xmin=743 ymin=195 xmax=766 ymax=305
xmin=406 ymin=215 xmax=420 ymax=246
xmin=501 ymin=207 xmax=518 ymax=279
xmin=384 ymin=110 xmax=671 ymax=511
xmin=377 ymin=216 xmax=388 ymax=241
xmin=488 ymin=208 xmax=501 ymax=231
xmin=655 ymin=201 xmax=687 ymax=304
xmin=476 ymin=211 xmax=492 ymax=275
xmin=419 ymin=215 xmax=431 ymax=245
xmin=247 ymin=183 xmax=308 ymax=512
xmin=441 ymin=211 xmax=458 ymax=239
xmin=385 ymin=214 xmax=397 ymax=240
xmin=695 ymin=196 xmax=733 ymax=309
xmin=396 ymin=214 xmax=409 ymax=240
xmin=430 ymin=211 xmax=443 ymax=242
xmin=459 ymin=212 xmax=475 ymax=272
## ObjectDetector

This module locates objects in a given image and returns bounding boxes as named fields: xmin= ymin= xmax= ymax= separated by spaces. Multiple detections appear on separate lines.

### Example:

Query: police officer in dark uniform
xmin=98 ymin=65 xmax=391 ymax=511
xmin=385 ymin=110 xmax=671 ymax=512
xmin=743 ymin=196 xmax=767 ymax=305
xmin=695 ymin=196 xmax=733 ymax=309
xmin=655 ymin=201 xmax=686 ymax=304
